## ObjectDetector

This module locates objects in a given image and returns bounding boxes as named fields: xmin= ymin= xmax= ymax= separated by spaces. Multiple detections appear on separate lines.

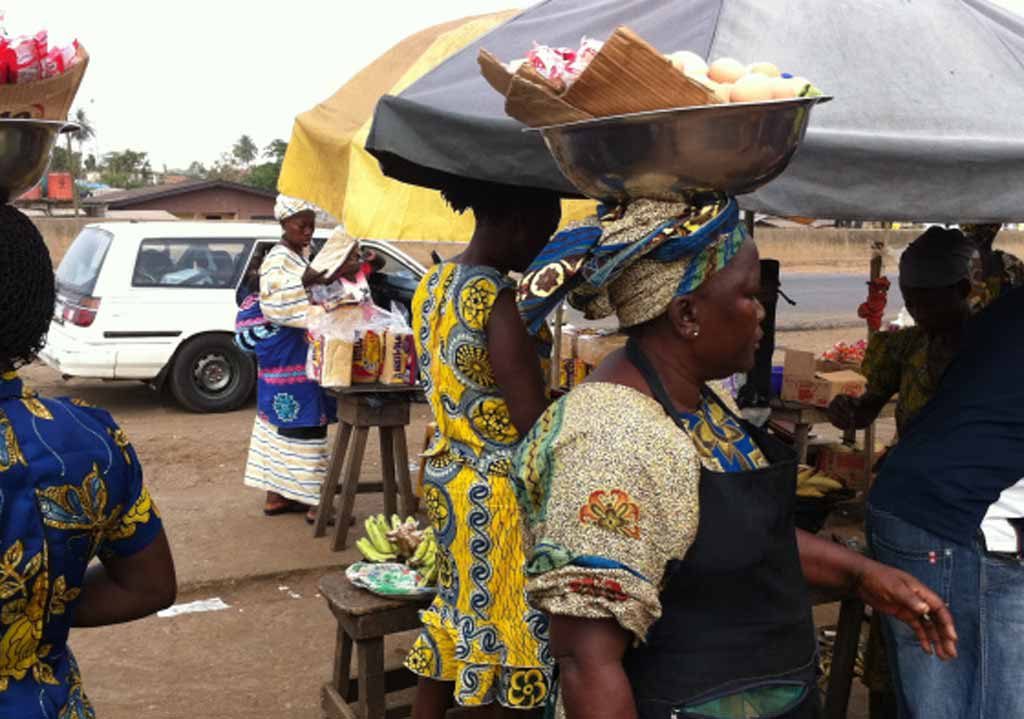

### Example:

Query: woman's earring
xmin=691 ymin=327 xmax=700 ymax=338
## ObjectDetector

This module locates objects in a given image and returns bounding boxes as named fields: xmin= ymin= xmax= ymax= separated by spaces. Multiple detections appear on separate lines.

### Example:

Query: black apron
xmin=622 ymin=339 xmax=819 ymax=719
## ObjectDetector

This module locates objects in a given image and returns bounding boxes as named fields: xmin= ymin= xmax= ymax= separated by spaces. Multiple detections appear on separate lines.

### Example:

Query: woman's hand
xmin=302 ymin=266 xmax=329 ymax=287
xmin=854 ymin=559 xmax=958 ymax=660
xmin=796 ymin=530 xmax=957 ymax=659
xmin=827 ymin=394 xmax=886 ymax=430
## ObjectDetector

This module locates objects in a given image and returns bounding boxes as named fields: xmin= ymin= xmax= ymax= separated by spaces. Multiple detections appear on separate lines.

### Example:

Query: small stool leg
xmin=356 ymin=638 xmax=387 ymax=719
xmin=335 ymin=629 xmax=354 ymax=702
xmin=392 ymin=427 xmax=418 ymax=517
xmin=333 ymin=427 xmax=370 ymax=551
xmin=379 ymin=427 xmax=398 ymax=518
xmin=315 ymin=423 xmax=353 ymax=538
xmin=824 ymin=597 xmax=866 ymax=719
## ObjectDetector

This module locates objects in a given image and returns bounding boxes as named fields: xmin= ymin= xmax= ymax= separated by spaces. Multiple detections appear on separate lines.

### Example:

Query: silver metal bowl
xmin=0 ymin=119 xmax=78 ymax=203
xmin=534 ymin=96 xmax=831 ymax=201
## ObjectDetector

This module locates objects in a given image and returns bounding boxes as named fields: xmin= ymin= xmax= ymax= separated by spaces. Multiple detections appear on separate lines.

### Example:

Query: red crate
xmin=46 ymin=172 xmax=74 ymax=201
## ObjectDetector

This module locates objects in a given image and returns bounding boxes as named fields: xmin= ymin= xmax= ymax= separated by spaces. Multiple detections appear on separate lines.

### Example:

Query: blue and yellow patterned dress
xmin=0 ymin=371 xmax=163 ymax=718
xmin=404 ymin=263 xmax=551 ymax=710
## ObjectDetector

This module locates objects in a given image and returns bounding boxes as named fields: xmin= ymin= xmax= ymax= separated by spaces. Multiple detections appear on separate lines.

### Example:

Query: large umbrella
xmin=366 ymin=0 xmax=1024 ymax=223
xmin=278 ymin=10 xmax=595 ymax=242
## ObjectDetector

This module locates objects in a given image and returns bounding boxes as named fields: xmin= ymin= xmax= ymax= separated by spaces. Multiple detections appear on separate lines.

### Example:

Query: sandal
xmin=263 ymin=494 xmax=309 ymax=516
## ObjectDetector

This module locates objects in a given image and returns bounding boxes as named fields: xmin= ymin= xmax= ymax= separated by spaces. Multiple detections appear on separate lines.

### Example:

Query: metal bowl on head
xmin=0 ymin=119 xmax=78 ymax=203
xmin=534 ymin=96 xmax=831 ymax=202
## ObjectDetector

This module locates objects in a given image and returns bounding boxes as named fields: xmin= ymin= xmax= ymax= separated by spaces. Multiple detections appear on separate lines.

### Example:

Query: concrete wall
xmin=385 ymin=229 xmax=1024 ymax=275
xmin=38 ymin=221 xmax=1024 ymax=274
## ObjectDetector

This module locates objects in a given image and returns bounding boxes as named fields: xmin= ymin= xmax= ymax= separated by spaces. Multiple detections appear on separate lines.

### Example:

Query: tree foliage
xmin=99 ymin=149 xmax=153 ymax=189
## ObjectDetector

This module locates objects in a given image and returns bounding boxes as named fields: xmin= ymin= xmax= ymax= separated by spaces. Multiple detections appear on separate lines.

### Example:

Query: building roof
xmin=84 ymin=179 xmax=277 ymax=208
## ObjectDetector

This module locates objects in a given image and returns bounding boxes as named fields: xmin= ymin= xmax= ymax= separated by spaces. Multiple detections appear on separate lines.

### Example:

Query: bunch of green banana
xmin=356 ymin=514 xmax=400 ymax=562
xmin=796 ymin=465 xmax=845 ymax=498
xmin=408 ymin=528 xmax=438 ymax=587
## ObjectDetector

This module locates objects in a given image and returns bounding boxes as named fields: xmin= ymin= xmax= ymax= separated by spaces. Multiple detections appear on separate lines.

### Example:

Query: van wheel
xmin=169 ymin=335 xmax=255 ymax=413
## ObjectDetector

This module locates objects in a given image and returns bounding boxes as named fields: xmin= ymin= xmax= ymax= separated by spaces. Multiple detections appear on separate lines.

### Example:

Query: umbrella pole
xmin=551 ymin=302 xmax=564 ymax=392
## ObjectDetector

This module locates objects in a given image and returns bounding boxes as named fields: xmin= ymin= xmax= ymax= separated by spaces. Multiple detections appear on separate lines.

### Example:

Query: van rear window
xmin=133 ymin=239 xmax=253 ymax=288
xmin=56 ymin=227 xmax=113 ymax=295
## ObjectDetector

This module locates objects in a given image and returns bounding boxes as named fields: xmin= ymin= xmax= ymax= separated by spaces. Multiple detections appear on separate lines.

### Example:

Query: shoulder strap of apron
xmin=625 ymin=337 xmax=692 ymax=432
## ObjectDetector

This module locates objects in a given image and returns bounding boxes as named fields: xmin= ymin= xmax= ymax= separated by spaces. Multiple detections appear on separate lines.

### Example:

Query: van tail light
xmin=63 ymin=296 xmax=101 ymax=328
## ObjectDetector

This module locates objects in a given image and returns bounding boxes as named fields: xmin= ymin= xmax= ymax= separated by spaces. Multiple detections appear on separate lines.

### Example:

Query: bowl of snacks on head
xmin=479 ymin=27 xmax=831 ymax=201
xmin=0 ymin=119 xmax=78 ymax=203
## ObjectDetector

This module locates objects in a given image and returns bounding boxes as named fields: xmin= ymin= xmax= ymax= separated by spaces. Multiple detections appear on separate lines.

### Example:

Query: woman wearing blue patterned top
xmin=0 ymin=207 xmax=176 ymax=718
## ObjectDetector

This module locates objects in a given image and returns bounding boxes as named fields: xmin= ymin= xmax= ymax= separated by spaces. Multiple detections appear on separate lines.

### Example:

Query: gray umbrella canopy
xmin=366 ymin=0 xmax=1024 ymax=222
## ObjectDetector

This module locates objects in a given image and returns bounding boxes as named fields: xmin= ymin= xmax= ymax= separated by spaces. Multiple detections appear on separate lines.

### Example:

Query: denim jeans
xmin=866 ymin=503 xmax=1024 ymax=719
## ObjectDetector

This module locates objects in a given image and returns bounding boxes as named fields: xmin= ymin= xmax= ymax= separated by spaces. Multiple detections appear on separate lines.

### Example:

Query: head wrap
xmin=518 ymin=195 xmax=746 ymax=330
xmin=274 ymin=194 xmax=317 ymax=222
xmin=899 ymin=226 xmax=974 ymax=289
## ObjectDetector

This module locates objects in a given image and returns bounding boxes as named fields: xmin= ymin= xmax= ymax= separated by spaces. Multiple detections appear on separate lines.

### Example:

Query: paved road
xmin=776 ymin=273 xmax=903 ymax=329
xmin=563 ymin=273 xmax=904 ymax=331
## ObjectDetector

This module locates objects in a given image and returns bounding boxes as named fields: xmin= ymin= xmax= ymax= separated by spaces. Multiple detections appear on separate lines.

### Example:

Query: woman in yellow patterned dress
xmin=405 ymin=180 xmax=561 ymax=718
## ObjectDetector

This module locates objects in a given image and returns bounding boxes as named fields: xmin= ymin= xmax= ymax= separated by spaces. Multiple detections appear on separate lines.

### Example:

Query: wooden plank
xmin=357 ymin=639 xmax=387 ymax=719
xmin=315 ymin=423 xmax=353 ymax=538
xmin=322 ymin=684 xmax=358 ymax=719
xmin=334 ymin=427 xmax=370 ymax=551
xmin=338 ymin=396 xmax=411 ymax=428
xmin=392 ymin=428 xmax=418 ymax=517
xmin=379 ymin=427 xmax=398 ymax=518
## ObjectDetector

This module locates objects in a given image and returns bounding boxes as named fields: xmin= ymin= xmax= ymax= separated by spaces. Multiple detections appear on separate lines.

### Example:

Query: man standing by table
xmin=867 ymin=286 xmax=1024 ymax=719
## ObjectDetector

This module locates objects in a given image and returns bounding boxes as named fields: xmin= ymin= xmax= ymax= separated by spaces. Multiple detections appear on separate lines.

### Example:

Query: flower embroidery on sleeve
xmin=579 ymin=489 xmax=641 ymax=539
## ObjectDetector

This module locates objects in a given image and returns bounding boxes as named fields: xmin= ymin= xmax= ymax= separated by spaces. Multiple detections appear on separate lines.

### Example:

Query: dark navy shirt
xmin=869 ymin=287 xmax=1024 ymax=546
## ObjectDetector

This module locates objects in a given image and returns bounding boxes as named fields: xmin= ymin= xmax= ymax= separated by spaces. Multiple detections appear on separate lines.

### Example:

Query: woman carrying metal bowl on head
xmin=512 ymin=196 xmax=957 ymax=719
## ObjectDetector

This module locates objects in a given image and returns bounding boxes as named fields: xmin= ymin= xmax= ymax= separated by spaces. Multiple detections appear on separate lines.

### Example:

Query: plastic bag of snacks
xmin=0 ymin=16 xmax=87 ymax=119
xmin=306 ymin=303 xmax=414 ymax=388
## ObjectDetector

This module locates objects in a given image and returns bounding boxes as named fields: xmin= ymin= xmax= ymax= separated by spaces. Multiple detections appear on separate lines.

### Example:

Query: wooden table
xmin=769 ymin=399 xmax=895 ymax=482
xmin=312 ymin=386 xmax=420 ymax=550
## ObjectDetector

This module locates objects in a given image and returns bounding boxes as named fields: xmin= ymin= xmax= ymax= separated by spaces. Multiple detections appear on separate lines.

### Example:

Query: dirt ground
xmin=20 ymin=322 xmax=877 ymax=719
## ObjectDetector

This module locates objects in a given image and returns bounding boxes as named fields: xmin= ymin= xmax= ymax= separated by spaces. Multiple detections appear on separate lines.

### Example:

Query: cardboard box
xmin=781 ymin=350 xmax=866 ymax=408
xmin=816 ymin=443 xmax=870 ymax=490
xmin=577 ymin=332 xmax=627 ymax=368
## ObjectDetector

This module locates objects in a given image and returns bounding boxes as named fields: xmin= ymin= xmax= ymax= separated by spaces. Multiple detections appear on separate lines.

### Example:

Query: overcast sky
xmin=7 ymin=0 xmax=1024 ymax=171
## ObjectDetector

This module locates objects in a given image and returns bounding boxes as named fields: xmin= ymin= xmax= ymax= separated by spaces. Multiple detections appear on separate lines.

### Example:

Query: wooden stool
xmin=811 ymin=587 xmax=868 ymax=719
xmin=319 ymin=573 xmax=430 ymax=719
xmin=313 ymin=391 xmax=419 ymax=550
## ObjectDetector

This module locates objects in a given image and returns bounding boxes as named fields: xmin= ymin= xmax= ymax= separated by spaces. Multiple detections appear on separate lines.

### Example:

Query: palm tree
xmin=232 ymin=135 xmax=259 ymax=169
xmin=67 ymin=108 xmax=95 ymax=215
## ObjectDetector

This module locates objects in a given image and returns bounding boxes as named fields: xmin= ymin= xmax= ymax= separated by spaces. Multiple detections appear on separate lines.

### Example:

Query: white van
xmin=41 ymin=221 xmax=426 ymax=412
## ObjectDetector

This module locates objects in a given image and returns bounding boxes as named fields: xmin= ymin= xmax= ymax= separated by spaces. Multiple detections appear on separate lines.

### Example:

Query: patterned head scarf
xmin=274 ymin=194 xmax=317 ymax=223
xmin=518 ymin=195 xmax=746 ymax=330
xmin=899 ymin=226 xmax=974 ymax=289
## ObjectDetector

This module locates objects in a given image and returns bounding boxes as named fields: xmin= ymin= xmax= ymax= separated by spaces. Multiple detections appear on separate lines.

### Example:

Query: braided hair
xmin=0 ymin=206 xmax=55 ymax=370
